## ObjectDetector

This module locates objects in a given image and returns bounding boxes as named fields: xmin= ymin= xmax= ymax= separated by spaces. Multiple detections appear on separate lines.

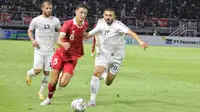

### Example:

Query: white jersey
xmin=29 ymin=15 xmax=61 ymax=51
xmin=89 ymin=18 xmax=129 ymax=58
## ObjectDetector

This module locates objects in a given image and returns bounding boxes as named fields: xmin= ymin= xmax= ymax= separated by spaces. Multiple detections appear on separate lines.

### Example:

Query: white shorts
xmin=95 ymin=53 xmax=123 ymax=75
xmin=34 ymin=50 xmax=54 ymax=71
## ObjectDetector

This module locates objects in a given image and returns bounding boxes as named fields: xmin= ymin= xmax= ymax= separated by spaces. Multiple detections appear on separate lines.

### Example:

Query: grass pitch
xmin=0 ymin=40 xmax=200 ymax=112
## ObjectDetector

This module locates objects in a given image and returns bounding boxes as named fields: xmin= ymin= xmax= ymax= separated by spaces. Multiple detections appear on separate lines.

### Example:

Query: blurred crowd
xmin=1 ymin=0 xmax=200 ymax=28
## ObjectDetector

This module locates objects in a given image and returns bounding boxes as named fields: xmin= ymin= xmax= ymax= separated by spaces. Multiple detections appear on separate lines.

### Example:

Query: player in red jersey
xmin=40 ymin=4 xmax=89 ymax=105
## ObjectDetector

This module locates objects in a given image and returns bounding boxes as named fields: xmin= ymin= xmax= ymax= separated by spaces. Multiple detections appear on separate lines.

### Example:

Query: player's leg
xmin=105 ymin=60 xmax=122 ymax=86
xmin=40 ymin=53 xmax=62 ymax=105
xmin=40 ymin=69 xmax=60 ymax=105
xmin=38 ymin=71 xmax=49 ymax=100
xmin=87 ymin=54 xmax=108 ymax=106
xmin=26 ymin=50 xmax=43 ymax=86
xmin=58 ymin=60 xmax=77 ymax=88
xmin=38 ymin=51 xmax=53 ymax=100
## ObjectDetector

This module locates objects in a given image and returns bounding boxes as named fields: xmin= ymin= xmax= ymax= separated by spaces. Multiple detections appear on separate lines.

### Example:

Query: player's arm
xmin=126 ymin=30 xmax=148 ymax=50
xmin=57 ymin=21 xmax=71 ymax=50
xmin=86 ymin=28 xmax=99 ymax=39
xmin=57 ymin=33 xmax=70 ymax=50
xmin=28 ymin=18 xmax=39 ymax=48
xmin=55 ymin=18 xmax=61 ymax=32
xmin=118 ymin=21 xmax=148 ymax=50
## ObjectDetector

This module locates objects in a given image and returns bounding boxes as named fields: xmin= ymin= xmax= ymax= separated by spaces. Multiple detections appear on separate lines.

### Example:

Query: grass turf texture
xmin=0 ymin=40 xmax=200 ymax=112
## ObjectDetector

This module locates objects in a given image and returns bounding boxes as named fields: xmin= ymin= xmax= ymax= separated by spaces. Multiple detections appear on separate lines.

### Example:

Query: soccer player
xmin=25 ymin=0 xmax=61 ymax=100
xmin=40 ymin=4 xmax=89 ymax=105
xmin=86 ymin=8 xmax=148 ymax=106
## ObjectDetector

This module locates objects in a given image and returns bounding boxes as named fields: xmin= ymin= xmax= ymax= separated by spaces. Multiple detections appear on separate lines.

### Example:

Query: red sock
xmin=48 ymin=83 xmax=56 ymax=99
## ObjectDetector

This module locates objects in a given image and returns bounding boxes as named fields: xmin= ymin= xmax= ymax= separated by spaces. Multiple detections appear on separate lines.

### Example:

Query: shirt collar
xmin=73 ymin=18 xmax=84 ymax=28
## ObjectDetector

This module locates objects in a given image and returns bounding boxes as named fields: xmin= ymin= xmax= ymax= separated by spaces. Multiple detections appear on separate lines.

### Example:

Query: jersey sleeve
xmin=60 ymin=21 xmax=70 ymax=35
xmin=55 ymin=18 xmax=61 ymax=30
xmin=117 ymin=21 xmax=130 ymax=34
xmin=89 ymin=22 xmax=100 ymax=36
xmin=28 ymin=18 xmax=37 ymax=31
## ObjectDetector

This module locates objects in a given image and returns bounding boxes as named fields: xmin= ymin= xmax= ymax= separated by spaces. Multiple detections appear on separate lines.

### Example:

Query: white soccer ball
xmin=71 ymin=98 xmax=87 ymax=112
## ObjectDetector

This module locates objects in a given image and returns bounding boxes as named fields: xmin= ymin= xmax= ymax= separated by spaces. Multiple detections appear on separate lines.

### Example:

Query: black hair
xmin=76 ymin=4 xmax=89 ymax=10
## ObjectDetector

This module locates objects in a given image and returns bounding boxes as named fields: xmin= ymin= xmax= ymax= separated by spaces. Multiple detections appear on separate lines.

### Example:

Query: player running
xmin=86 ymin=8 xmax=148 ymax=106
xmin=40 ymin=4 xmax=89 ymax=105
xmin=25 ymin=1 xmax=60 ymax=100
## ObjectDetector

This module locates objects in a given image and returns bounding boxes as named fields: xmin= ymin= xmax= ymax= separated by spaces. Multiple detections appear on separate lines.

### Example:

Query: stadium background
xmin=0 ymin=0 xmax=200 ymax=112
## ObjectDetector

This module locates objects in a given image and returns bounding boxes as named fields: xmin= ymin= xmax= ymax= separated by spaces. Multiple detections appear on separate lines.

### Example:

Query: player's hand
xmin=139 ymin=41 xmax=148 ymax=50
xmin=83 ymin=32 xmax=91 ymax=40
xmin=32 ymin=40 xmax=39 ymax=48
xmin=62 ymin=42 xmax=71 ymax=50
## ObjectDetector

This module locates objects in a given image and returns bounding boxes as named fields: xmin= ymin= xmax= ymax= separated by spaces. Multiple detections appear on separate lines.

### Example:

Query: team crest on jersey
xmin=70 ymin=30 xmax=75 ymax=40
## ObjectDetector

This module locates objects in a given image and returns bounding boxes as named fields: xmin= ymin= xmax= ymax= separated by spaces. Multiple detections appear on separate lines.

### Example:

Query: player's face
xmin=42 ymin=3 xmax=52 ymax=17
xmin=103 ymin=11 xmax=115 ymax=25
xmin=76 ymin=7 xmax=88 ymax=22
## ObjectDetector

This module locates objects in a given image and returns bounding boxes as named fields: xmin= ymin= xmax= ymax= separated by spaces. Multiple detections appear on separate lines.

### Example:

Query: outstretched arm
xmin=84 ymin=25 xmax=100 ymax=40
xmin=127 ymin=30 xmax=148 ymax=50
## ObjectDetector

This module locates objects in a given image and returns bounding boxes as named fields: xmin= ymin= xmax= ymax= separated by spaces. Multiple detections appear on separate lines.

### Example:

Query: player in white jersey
xmin=86 ymin=8 xmax=148 ymax=106
xmin=25 ymin=1 xmax=61 ymax=100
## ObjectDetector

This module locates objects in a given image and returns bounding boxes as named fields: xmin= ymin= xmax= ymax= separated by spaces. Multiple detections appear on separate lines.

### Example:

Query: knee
xmin=43 ymin=71 xmax=50 ymax=76
xmin=34 ymin=69 xmax=42 ymax=75
xmin=59 ymin=81 xmax=68 ymax=87
xmin=93 ymin=70 xmax=104 ymax=77
xmin=105 ymin=81 xmax=112 ymax=86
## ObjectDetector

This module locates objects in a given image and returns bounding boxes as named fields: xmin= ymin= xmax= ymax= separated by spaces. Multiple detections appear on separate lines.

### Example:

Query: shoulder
xmin=32 ymin=15 xmax=41 ymax=22
xmin=64 ymin=19 xmax=73 ymax=25
xmin=115 ymin=20 xmax=124 ymax=25
xmin=114 ymin=20 xmax=127 ymax=27
xmin=97 ymin=18 xmax=104 ymax=24
xmin=52 ymin=16 xmax=60 ymax=22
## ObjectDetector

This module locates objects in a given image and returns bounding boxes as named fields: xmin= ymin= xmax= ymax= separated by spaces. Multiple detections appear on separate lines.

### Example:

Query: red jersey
xmin=58 ymin=18 xmax=88 ymax=58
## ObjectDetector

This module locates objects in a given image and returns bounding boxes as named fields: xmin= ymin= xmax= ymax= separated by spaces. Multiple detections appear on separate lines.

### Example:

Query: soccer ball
xmin=71 ymin=98 xmax=87 ymax=112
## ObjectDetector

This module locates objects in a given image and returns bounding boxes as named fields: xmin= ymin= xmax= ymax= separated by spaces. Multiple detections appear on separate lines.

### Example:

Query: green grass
xmin=0 ymin=40 xmax=200 ymax=112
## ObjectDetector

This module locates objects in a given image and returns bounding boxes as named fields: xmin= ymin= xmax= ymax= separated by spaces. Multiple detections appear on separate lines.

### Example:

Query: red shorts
xmin=51 ymin=51 xmax=78 ymax=75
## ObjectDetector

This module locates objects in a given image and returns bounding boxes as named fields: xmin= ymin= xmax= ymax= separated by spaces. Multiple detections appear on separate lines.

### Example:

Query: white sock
xmin=90 ymin=75 xmax=100 ymax=101
xmin=101 ymin=71 xmax=107 ymax=80
xmin=39 ymin=75 xmax=49 ymax=94
xmin=27 ymin=68 xmax=35 ymax=77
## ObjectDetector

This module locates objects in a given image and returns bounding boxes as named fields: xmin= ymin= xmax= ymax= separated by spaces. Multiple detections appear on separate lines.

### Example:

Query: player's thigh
xmin=51 ymin=52 xmax=63 ymax=72
xmin=59 ymin=72 xmax=73 ymax=87
xmin=108 ymin=58 xmax=123 ymax=75
xmin=44 ymin=51 xmax=54 ymax=72
xmin=94 ymin=54 xmax=109 ymax=77
xmin=34 ymin=50 xmax=44 ymax=69
xmin=62 ymin=60 xmax=77 ymax=75
xmin=59 ymin=61 xmax=77 ymax=86
xmin=95 ymin=53 xmax=109 ymax=69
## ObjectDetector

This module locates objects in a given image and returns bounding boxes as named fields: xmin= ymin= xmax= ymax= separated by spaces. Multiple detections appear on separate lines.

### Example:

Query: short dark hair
xmin=104 ymin=8 xmax=116 ymax=13
xmin=42 ymin=0 xmax=52 ymax=7
xmin=76 ymin=4 xmax=89 ymax=10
